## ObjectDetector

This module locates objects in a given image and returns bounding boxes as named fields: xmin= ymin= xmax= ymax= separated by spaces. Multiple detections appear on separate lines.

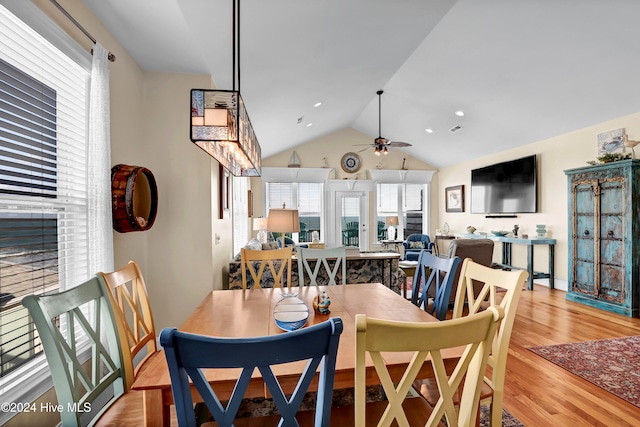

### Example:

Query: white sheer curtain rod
xmin=49 ymin=0 xmax=115 ymax=62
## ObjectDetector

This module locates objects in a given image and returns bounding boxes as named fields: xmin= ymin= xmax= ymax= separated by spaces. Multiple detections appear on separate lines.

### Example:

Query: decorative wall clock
xmin=341 ymin=152 xmax=361 ymax=173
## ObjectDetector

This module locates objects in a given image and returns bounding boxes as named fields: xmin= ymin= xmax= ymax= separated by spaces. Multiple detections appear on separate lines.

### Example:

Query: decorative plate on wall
xmin=340 ymin=152 xmax=361 ymax=173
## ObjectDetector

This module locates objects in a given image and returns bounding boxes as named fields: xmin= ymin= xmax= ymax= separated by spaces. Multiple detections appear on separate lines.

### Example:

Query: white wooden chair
xmin=297 ymin=246 xmax=347 ymax=286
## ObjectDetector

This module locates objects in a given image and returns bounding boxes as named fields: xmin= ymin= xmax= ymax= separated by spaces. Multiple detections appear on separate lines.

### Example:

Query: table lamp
xmin=267 ymin=205 xmax=300 ymax=249
xmin=253 ymin=217 xmax=269 ymax=243
xmin=386 ymin=216 xmax=399 ymax=241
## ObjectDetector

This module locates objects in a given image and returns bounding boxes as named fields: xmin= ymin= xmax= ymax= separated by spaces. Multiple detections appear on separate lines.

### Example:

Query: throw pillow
xmin=409 ymin=241 xmax=425 ymax=249
xmin=261 ymin=242 xmax=279 ymax=250
xmin=244 ymin=238 xmax=262 ymax=250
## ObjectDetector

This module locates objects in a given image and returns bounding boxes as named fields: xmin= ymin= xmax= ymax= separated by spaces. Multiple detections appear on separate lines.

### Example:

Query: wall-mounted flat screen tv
xmin=470 ymin=155 xmax=537 ymax=214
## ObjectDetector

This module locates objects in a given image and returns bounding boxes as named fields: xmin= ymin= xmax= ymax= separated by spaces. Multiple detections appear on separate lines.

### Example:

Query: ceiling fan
xmin=356 ymin=90 xmax=412 ymax=155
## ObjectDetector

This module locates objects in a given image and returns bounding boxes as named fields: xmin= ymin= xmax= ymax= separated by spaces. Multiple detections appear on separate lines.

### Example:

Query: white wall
xmin=434 ymin=112 xmax=640 ymax=289
xmin=261 ymin=127 xmax=439 ymax=246
xmin=7 ymin=2 xmax=234 ymax=425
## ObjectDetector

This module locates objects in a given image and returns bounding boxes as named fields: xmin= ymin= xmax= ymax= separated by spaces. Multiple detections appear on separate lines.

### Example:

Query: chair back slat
xmin=160 ymin=317 xmax=343 ymax=427
xmin=355 ymin=307 xmax=504 ymax=427
xmin=98 ymin=260 xmax=157 ymax=388
xmin=451 ymin=258 xmax=528 ymax=426
xmin=411 ymin=251 xmax=461 ymax=320
xmin=241 ymin=247 xmax=293 ymax=289
xmin=297 ymin=246 xmax=347 ymax=286
xmin=22 ymin=276 xmax=129 ymax=427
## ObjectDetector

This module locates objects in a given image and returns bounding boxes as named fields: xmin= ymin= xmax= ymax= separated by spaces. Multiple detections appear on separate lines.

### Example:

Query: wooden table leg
xmin=549 ymin=244 xmax=555 ymax=289
xmin=143 ymin=389 xmax=169 ymax=427
xmin=526 ymin=244 xmax=534 ymax=290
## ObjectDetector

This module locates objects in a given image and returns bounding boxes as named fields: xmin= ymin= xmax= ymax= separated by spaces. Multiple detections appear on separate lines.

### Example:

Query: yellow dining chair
xmin=324 ymin=307 xmax=504 ymax=426
xmin=414 ymin=258 xmax=528 ymax=426
xmin=241 ymin=247 xmax=293 ymax=289
xmin=98 ymin=260 xmax=157 ymax=389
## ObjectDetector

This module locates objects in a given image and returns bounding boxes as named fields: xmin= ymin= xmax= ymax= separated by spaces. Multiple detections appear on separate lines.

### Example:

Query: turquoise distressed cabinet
xmin=565 ymin=159 xmax=640 ymax=317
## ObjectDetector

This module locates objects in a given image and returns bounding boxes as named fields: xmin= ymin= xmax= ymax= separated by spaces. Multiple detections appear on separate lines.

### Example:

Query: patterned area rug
xmin=197 ymin=387 xmax=525 ymax=426
xmin=529 ymin=335 xmax=640 ymax=408
xmin=480 ymin=406 xmax=524 ymax=427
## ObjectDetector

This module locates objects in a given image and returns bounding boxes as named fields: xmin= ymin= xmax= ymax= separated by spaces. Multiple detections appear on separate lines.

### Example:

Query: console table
xmin=455 ymin=233 xmax=556 ymax=290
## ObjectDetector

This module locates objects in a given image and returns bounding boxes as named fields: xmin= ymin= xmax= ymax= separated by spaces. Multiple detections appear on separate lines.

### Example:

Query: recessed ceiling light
xmin=306 ymin=123 xmax=313 ymax=127
xmin=425 ymin=128 xmax=434 ymax=133
xmin=455 ymin=110 xmax=464 ymax=117
xmin=314 ymin=102 xmax=322 ymax=107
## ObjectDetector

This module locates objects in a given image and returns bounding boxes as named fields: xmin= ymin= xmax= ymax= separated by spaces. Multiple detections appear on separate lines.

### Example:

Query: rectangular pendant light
xmin=191 ymin=89 xmax=261 ymax=177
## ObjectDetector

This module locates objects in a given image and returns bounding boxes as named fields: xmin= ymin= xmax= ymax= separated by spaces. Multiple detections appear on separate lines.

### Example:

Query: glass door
xmin=335 ymin=191 xmax=369 ymax=250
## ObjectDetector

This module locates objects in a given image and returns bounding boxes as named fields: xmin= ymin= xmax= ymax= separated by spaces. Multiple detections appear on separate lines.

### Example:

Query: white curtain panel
xmin=88 ymin=42 xmax=114 ymax=274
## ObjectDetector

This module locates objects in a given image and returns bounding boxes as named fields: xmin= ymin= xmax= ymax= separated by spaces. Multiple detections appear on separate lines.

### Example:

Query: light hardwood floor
xmin=505 ymin=284 xmax=640 ymax=426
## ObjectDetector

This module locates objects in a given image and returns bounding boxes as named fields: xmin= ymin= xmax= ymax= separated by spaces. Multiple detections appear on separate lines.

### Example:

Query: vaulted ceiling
xmin=83 ymin=0 xmax=640 ymax=168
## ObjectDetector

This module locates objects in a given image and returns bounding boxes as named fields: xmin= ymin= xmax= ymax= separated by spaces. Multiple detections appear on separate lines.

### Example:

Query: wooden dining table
xmin=131 ymin=283 xmax=462 ymax=426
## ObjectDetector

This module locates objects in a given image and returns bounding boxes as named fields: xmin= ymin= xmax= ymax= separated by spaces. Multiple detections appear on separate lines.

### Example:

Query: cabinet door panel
xmin=599 ymin=179 xmax=623 ymax=214
xmin=600 ymin=264 xmax=625 ymax=302
xmin=600 ymin=234 xmax=623 ymax=265
xmin=574 ymin=184 xmax=595 ymax=214
xmin=575 ymin=214 xmax=594 ymax=245
xmin=600 ymin=215 xmax=623 ymax=239
xmin=574 ymin=259 xmax=595 ymax=294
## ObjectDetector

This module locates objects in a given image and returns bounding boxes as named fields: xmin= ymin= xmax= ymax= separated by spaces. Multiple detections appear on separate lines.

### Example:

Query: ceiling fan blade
xmin=388 ymin=141 xmax=412 ymax=147
xmin=352 ymin=143 xmax=374 ymax=146
xmin=357 ymin=147 xmax=371 ymax=153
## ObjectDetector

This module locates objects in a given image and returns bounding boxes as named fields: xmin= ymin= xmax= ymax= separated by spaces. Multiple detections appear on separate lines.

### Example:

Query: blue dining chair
xmin=160 ymin=317 xmax=343 ymax=427
xmin=410 ymin=251 xmax=461 ymax=320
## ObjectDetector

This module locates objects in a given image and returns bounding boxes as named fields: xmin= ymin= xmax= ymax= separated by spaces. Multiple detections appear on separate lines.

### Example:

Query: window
xmin=0 ymin=2 xmax=90 ymax=416
xmin=265 ymin=182 xmax=323 ymax=243
xmin=376 ymin=183 xmax=425 ymax=238
xmin=232 ymin=176 xmax=249 ymax=255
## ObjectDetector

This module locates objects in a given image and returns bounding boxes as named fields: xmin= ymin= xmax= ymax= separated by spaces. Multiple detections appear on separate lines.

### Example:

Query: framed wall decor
xmin=597 ymin=128 xmax=625 ymax=155
xmin=219 ymin=164 xmax=230 ymax=219
xmin=248 ymin=189 xmax=253 ymax=218
xmin=445 ymin=185 xmax=464 ymax=213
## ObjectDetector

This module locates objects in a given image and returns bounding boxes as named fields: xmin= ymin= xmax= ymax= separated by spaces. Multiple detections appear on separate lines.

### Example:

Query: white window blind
xmin=232 ymin=176 xmax=248 ymax=255
xmin=297 ymin=183 xmax=321 ymax=214
xmin=266 ymin=182 xmax=294 ymax=210
xmin=377 ymin=183 xmax=398 ymax=214
xmin=405 ymin=184 xmax=423 ymax=211
xmin=0 ymin=2 xmax=90 ymax=414
xmin=265 ymin=182 xmax=323 ymax=243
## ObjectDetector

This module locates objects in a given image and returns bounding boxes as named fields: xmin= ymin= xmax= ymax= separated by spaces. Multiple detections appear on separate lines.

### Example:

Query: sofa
xmin=228 ymin=251 xmax=405 ymax=294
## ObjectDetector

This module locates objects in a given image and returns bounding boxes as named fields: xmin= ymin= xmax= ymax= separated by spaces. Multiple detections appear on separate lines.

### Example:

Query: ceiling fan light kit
xmin=356 ymin=90 xmax=412 ymax=155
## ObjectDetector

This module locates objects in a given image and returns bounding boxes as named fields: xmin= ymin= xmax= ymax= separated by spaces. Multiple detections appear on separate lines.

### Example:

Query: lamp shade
xmin=386 ymin=216 xmax=399 ymax=227
xmin=267 ymin=209 xmax=300 ymax=233
xmin=253 ymin=217 xmax=268 ymax=231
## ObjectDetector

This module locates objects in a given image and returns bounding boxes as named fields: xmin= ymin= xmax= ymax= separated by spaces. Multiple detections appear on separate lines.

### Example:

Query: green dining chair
xmin=22 ymin=276 xmax=143 ymax=426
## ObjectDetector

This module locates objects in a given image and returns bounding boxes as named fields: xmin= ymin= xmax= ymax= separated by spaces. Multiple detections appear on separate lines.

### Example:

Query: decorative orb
xmin=273 ymin=296 xmax=309 ymax=332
